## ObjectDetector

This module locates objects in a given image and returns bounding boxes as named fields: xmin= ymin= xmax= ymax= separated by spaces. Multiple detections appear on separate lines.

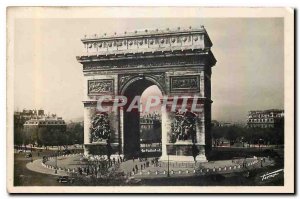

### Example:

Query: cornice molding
xmin=78 ymin=27 xmax=214 ymax=58
xmin=81 ymin=26 xmax=207 ymax=41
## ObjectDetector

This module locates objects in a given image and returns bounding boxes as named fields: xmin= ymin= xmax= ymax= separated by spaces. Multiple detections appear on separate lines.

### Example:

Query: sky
xmin=13 ymin=18 xmax=284 ymax=122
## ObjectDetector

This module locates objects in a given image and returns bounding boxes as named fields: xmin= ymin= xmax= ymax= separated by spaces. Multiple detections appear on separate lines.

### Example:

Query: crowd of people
xmin=129 ymin=157 xmax=159 ymax=176
xmin=72 ymin=155 xmax=159 ymax=177
xmin=41 ymin=150 xmax=162 ymax=178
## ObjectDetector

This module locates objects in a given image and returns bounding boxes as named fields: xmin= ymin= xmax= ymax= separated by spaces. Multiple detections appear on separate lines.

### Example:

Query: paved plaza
xmin=26 ymin=159 xmax=68 ymax=176
xmin=26 ymin=153 xmax=274 ymax=178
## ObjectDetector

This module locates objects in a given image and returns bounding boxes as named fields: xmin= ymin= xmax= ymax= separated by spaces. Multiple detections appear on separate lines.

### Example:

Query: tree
xmin=14 ymin=115 xmax=25 ymax=147
xmin=192 ymin=144 xmax=199 ymax=161
xmin=66 ymin=123 xmax=84 ymax=144
xmin=226 ymin=127 xmax=239 ymax=146
xmin=106 ymin=140 xmax=112 ymax=160
xmin=212 ymin=124 xmax=284 ymax=148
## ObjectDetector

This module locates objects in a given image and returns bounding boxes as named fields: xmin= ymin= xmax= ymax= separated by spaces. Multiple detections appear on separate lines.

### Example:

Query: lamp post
xmin=167 ymin=154 xmax=170 ymax=177
xmin=54 ymin=151 xmax=58 ymax=174
xmin=259 ymin=138 xmax=264 ymax=167
xmin=241 ymin=137 xmax=245 ymax=148
xmin=259 ymin=138 xmax=263 ymax=151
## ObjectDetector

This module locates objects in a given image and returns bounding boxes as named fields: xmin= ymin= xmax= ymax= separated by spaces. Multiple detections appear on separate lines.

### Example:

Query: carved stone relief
xmin=118 ymin=73 xmax=166 ymax=93
xmin=88 ymin=79 xmax=114 ymax=95
xmin=170 ymin=75 xmax=200 ymax=93
xmin=169 ymin=111 xmax=197 ymax=143
xmin=83 ymin=32 xmax=205 ymax=54
xmin=90 ymin=112 xmax=111 ymax=143
xmin=118 ymin=74 xmax=133 ymax=89
xmin=82 ymin=55 xmax=206 ymax=71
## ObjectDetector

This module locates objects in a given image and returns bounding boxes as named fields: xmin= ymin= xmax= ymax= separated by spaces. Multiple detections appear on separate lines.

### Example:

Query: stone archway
xmin=120 ymin=76 xmax=164 ymax=158
xmin=77 ymin=26 xmax=216 ymax=162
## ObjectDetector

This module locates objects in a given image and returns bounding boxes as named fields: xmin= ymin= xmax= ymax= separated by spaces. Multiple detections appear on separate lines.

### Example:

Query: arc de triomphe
xmin=76 ymin=26 xmax=216 ymax=162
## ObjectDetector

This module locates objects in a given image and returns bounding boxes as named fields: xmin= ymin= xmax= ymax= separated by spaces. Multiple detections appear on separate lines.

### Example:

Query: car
xmin=63 ymin=150 xmax=71 ymax=155
xmin=57 ymin=176 xmax=74 ymax=183
xmin=25 ymin=153 xmax=32 ymax=158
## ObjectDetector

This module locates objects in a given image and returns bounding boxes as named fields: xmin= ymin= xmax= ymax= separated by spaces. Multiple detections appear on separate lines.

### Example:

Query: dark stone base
xmin=84 ymin=143 xmax=119 ymax=156
xmin=166 ymin=143 xmax=205 ymax=156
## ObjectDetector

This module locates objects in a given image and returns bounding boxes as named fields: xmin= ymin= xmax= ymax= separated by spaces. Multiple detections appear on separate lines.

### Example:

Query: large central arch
xmin=121 ymin=77 xmax=163 ymax=157
xmin=77 ymin=26 xmax=216 ymax=162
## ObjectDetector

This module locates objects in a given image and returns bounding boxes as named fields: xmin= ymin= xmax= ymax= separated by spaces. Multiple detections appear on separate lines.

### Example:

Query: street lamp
xmin=259 ymin=138 xmax=263 ymax=151
xmin=241 ymin=137 xmax=245 ymax=148
xmin=54 ymin=152 xmax=58 ymax=174
xmin=167 ymin=154 xmax=170 ymax=177
xmin=259 ymin=138 xmax=264 ymax=167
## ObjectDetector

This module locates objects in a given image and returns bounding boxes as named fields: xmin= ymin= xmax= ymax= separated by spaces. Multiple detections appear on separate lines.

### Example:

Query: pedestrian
xmin=135 ymin=165 xmax=138 ymax=171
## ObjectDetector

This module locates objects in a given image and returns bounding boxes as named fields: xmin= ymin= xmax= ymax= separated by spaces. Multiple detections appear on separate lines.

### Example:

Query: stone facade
xmin=247 ymin=109 xmax=284 ymax=128
xmin=23 ymin=117 xmax=67 ymax=146
xmin=77 ymin=26 xmax=216 ymax=162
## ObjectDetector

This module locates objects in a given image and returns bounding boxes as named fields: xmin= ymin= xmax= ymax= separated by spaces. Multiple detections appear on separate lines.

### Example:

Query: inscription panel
xmin=88 ymin=79 xmax=114 ymax=95
xmin=170 ymin=75 xmax=200 ymax=93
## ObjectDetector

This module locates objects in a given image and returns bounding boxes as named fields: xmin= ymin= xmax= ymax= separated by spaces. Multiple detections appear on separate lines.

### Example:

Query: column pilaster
xmin=160 ymin=105 xmax=172 ymax=161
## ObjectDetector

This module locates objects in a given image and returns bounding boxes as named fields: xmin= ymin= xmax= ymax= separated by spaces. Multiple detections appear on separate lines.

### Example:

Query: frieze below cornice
xmin=82 ymin=55 xmax=213 ymax=71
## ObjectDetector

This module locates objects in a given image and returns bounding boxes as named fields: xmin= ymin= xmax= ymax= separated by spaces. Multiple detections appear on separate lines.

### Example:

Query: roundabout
xmin=27 ymin=153 xmax=275 ymax=179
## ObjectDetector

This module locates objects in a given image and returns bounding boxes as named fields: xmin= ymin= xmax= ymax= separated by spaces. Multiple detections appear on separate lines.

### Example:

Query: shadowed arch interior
xmin=122 ymin=77 xmax=162 ymax=158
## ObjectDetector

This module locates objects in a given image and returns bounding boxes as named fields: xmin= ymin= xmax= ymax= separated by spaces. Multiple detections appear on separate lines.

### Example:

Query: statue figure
xmin=170 ymin=110 xmax=197 ymax=143
xmin=90 ymin=113 xmax=111 ymax=143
